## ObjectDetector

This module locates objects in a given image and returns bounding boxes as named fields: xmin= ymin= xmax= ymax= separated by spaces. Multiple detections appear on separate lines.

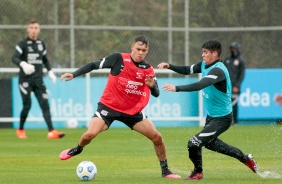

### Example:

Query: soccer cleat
xmin=60 ymin=149 xmax=72 ymax=160
xmin=60 ymin=146 xmax=83 ymax=160
xmin=47 ymin=130 xmax=65 ymax=139
xmin=184 ymin=171 xmax=203 ymax=180
xmin=163 ymin=173 xmax=181 ymax=179
xmin=16 ymin=129 xmax=27 ymax=139
xmin=245 ymin=154 xmax=258 ymax=173
xmin=162 ymin=168 xmax=181 ymax=179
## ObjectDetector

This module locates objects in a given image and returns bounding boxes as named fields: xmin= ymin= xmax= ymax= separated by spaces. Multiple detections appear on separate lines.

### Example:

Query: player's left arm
xmin=145 ymin=75 xmax=159 ymax=97
xmin=42 ymin=42 xmax=52 ymax=71
xmin=41 ymin=42 xmax=57 ymax=83
xmin=163 ymin=67 xmax=225 ymax=92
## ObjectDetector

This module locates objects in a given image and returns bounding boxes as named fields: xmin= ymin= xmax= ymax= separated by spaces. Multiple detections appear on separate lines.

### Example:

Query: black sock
xmin=68 ymin=144 xmax=83 ymax=156
xmin=160 ymin=160 xmax=173 ymax=176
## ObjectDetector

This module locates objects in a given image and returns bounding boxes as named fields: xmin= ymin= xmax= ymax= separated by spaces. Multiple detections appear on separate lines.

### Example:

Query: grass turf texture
xmin=0 ymin=125 xmax=281 ymax=184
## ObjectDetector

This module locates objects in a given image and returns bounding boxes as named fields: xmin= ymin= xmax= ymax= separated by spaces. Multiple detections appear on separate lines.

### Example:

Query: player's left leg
xmin=185 ymin=114 xmax=232 ymax=180
xmin=60 ymin=117 xmax=109 ymax=160
xmin=204 ymin=114 xmax=258 ymax=173
xmin=34 ymin=82 xmax=64 ymax=139
xmin=133 ymin=118 xmax=181 ymax=178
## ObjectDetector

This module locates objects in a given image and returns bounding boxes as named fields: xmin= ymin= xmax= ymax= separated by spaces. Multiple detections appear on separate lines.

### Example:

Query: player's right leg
xmin=17 ymin=80 xmax=32 ymax=139
xmin=60 ymin=117 xmax=108 ymax=160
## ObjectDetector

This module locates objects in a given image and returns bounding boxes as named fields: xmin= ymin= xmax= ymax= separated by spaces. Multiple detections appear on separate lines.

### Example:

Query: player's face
xmin=131 ymin=41 xmax=149 ymax=63
xmin=27 ymin=23 xmax=40 ymax=40
xmin=202 ymin=48 xmax=218 ymax=65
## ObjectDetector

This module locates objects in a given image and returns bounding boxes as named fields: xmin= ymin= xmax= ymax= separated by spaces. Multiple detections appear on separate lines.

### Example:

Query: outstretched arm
xmin=157 ymin=62 xmax=202 ymax=75
xmin=60 ymin=73 xmax=74 ymax=81
xmin=162 ymin=67 xmax=226 ymax=92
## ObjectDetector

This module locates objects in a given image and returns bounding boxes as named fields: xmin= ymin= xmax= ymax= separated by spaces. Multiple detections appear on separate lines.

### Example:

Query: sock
xmin=160 ymin=160 xmax=172 ymax=176
xmin=160 ymin=159 xmax=168 ymax=168
xmin=68 ymin=144 xmax=83 ymax=156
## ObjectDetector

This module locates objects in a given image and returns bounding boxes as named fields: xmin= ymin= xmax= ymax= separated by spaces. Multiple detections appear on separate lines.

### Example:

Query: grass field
xmin=0 ymin=125 xmax=282 ymax=184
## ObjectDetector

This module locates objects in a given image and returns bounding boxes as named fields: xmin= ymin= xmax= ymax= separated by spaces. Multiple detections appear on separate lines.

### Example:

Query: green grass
xmin=0 ymin=125 xmax=282 ymax=184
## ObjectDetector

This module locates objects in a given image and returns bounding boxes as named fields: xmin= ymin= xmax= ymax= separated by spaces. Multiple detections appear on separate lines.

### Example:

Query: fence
xmin=1 ymin=0 xmax=282 ymax=78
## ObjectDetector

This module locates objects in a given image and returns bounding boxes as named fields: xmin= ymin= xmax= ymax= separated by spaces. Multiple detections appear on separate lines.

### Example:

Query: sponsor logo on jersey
xmin=125 ymin=80 xmax=146 ymax=96
xmin=27 ymin=53 xmax=42 ymax=64
xmin=101 ymin=110 xmax=108 ymax=116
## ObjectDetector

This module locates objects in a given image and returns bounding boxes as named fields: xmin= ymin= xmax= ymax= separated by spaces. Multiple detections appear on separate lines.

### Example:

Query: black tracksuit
xmin=12 ymin=37 xmax=54 ymax=131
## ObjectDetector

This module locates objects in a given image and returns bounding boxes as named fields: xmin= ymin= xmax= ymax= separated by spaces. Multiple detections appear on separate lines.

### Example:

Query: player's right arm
xmin=157 ymin=61 xmax=202 ymax=75
xmin=61 ymin=53 xmax=121 ymax=80
xmin=12 ymin=40 xmax=35 ymax=75
xmin=11 ymin=41 xmax=24 ymax=66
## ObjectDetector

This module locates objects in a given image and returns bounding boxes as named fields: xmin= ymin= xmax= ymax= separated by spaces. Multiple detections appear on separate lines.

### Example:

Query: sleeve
xmin=150 ymin=78 xmax=160 ymax=97
xmin=176 ymin=67 xmax=226 ymax=92
xmin=11 ymin=41 xmax=24 ymax=66
xmin=169 ymin=61 xmax=202 ymax=75
xmin=72 ymin=52 xmax=122 ymax=78
xmin=42 ymin=42 xmax=52 ymax=71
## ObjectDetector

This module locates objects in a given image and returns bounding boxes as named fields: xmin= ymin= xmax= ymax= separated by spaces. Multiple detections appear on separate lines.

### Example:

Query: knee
xmin=188 ymin=136 xmax=201 ymax=149
xmin=151 ymin=132 xmax=163 ymax=144
xmin=82 ymin=132 xmax=96 ymax=141
xmin=39 ymin=99 xmax=50 ymax=110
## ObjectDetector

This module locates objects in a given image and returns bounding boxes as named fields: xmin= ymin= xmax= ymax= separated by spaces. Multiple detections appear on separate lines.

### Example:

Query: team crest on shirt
xmin=136 ymin=72 xmax=143 ymax=79
xmin=37 ymin=44 xmax=43 ymax=51
xmin=234 ymin=59 xmax=239 ymax=66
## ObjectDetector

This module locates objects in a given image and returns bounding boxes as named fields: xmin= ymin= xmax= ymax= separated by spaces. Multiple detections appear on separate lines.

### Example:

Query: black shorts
xmin=190 ymin=113 xmax=233 ymax=147
xmin=93 ymin=102 xmax=147 ymax=129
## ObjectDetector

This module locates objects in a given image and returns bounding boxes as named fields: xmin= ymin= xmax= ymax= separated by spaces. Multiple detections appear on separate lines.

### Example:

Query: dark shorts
xmin=93 ymin=102 xmax=147 ymax=129
xmin=189 ymin=112 xmax=233 ymax=147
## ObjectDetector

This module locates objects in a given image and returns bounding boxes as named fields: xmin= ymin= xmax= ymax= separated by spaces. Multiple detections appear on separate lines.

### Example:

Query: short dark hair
xmin=202 ymin=40 xmax=222 ymax=56
xmin=28 ymin=20 xmax=39 ymax=25
xmin=135 ymin=35 xmax=149 ymax=46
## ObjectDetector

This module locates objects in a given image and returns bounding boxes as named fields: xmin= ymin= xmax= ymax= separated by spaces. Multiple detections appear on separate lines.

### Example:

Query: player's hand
xmin=20 ymin=61 xmax=35 ymax=75
xmin=60 ymin=73 xmax=74 ymax=81
xmin=274 ymin=94 xmax=282 ymax=105
xmin=48 ymin=70 xmax=57 ymax=84
xmin=157 ymin=62 xmax=170 ymax=69
xmin=162 ymin=83 xmax=176 ymax=92
xmin=145 ymin=75 xmax=155 ymax=88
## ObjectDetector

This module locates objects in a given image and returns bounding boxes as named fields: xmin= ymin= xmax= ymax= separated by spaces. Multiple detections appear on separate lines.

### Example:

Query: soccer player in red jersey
xmin=59 ymin=35 xmax=181 ymax=179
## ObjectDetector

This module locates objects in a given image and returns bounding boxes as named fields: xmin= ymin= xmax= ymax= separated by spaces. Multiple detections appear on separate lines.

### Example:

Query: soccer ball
xmin=76 ymin=161 xmax=97 ymax=181
xmin=66 ymin=118 xmax=78 ymax=128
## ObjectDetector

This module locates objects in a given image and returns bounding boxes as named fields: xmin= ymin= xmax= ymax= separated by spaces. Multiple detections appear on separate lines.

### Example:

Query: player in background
xmin=12 ymin=20 xmax=65 ymax=139
xmin=157 ymin=40 xmax=258 ymax=180
xmin=223 ymin=42 xmax=245 ymax=125
xmin=59 ymin=35 xmax=181 ymax=179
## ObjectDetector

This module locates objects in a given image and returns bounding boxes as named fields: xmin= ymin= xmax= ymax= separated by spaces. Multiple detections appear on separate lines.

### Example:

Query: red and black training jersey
xmin=72 ymin=52 xmax=159 ymax=115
